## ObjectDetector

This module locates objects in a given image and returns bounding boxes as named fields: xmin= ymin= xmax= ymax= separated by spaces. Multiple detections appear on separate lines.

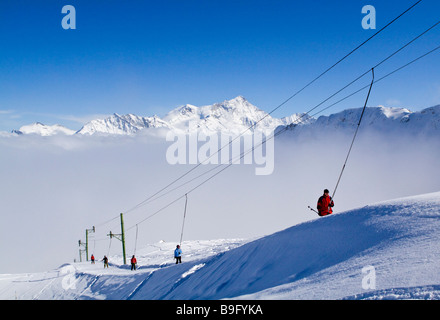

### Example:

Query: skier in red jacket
xmin=131 ymin=255 xmax=137 ymax=271
xmin=317 ymin=189 xmax=334 ymax=216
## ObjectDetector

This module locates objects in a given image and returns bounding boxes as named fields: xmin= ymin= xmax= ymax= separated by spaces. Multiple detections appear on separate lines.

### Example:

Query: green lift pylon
xmin=107 ymin=213 xmax=127 ymax=265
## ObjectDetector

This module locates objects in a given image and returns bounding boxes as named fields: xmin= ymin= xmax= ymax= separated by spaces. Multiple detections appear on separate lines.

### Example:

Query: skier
xmin=91 ymin=254 xmax=95 ymax=264
xmin=174 ymin=245 xmax=182 ymax=264
xmin=317 ymin=189 xmax=335 ymax=216
xmin=103 ymin=255 xmax=109 ymax=268
xmin=131 ymin=255 xmax=137 ymax=271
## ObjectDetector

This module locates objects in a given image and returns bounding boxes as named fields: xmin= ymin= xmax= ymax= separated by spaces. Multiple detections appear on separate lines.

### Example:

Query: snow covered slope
xmin=308 ymin=105 xmax=440 ymax=133
xmin=76 ymin=113 xmax=170 ymax=135
xmin=1 ymin=191 xmax=440 ymax=300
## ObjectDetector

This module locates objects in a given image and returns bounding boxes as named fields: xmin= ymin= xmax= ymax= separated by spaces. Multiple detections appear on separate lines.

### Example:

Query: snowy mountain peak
xmin=229 ymin=95 xmax=246 ymax=102
xmin=16 ymin=122 xmax=75 ymax=136
xmin=163 ymin=104 xmax=199 ymax=126
xmin=175 ymin=104 xmax=199 ymax=117
xmin=212 ymin=96 xmax=257 ymax=112
xmin=162 ymin=96 xmax=284 ymax=134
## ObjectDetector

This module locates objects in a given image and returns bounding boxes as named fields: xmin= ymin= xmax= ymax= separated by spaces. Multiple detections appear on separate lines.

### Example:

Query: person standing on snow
xmin=91 ymin=254 xmax=95 ymax=264
xmin=317 ymin=189 xmax=335 ymax=216
xmin=131 ymin=255 xmax=137 ymax=271
xmin=174 ymin=245 xmax=182 ymax=264
xmin=102 ymin=255 xmax=109 ymax=268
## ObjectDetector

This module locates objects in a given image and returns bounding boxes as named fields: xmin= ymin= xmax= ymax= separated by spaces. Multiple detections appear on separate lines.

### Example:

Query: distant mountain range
xmin=9 ymin=96 xmax=440 ymax=137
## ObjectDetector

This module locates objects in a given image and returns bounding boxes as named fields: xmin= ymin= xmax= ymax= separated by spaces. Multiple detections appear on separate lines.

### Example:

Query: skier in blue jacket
xmin=174 ymin=245 xmax=182 ymax=264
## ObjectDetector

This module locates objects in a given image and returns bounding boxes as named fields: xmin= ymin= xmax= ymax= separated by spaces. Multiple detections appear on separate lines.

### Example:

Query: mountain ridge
xmin=9 ymin=97 xmax=440 ymax=136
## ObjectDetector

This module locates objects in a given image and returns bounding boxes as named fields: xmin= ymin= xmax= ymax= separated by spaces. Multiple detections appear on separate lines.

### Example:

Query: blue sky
xmin=0 ymin=0 xmax=439 ymax=131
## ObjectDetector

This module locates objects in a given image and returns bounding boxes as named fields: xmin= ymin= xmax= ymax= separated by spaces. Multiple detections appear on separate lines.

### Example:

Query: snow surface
xmin=2 ymin=191 xmax=440 ymax=300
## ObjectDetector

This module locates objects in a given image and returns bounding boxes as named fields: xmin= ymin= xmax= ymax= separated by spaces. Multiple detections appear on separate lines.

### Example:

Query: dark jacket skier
xmin=103 ymin=255 xmax=109 ymax=268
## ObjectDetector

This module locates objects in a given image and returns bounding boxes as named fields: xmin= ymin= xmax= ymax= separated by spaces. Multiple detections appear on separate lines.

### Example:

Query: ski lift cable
xmin=109 ymin=0 xmax=423 ymax=218
xmin=127 ymin=164 xmax=224 ymax=212
xmin=126 ymin=125 xmax=295 ymax=233
xmin=99 ymin=42 xmax=440 ymax=243
xmin=281 ymin=17 xmax=440 ymax=131
xmin=126 ymin=42 xmax=440 ymax=233
xmin=124 ymin=5 xmax=435 ymax=219
xmin=107 ymin=237 xmax=112 ymax=256
xmin=310 ymin=43 xmax=440 ymax=120
xmin=331 ymin=68 xmax=375 ymax=201
xmin=179 ymin=194 xmax=189 ymax=247
xmin=225 ymin=27 xmax=440 ymax=171
xmin=78 ymin=10 xmax=437 ymax=265
xmin=118 ymin=15 xmax=438 ymax=225
xmin=90 ymin=0 xmax=426 ymax=231
xmin=133 ymin=224 xmax=139 ymax=255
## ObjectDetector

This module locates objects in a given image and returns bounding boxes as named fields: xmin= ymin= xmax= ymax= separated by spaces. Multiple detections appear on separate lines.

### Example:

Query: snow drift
xmin=2 ymin=191 xmax=440 ymax=300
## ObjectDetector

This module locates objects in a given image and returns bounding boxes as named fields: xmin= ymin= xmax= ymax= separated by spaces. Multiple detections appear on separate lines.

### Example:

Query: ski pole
xmin=308 ymin=206 xmax=319 ymax=214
